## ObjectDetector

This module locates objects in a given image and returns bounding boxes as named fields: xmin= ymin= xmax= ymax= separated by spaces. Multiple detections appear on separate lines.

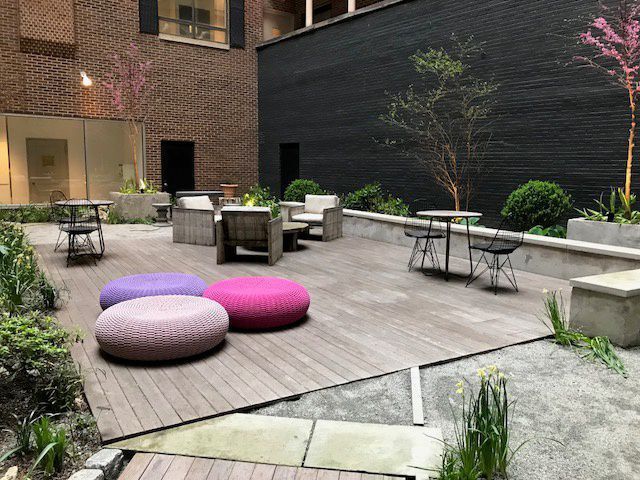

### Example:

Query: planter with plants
xmin=567 ymin=4 xmax=640 ymax=248
xmin=0 ymin=222 xmax=100 ymax=479
xmin=109 ymin=179 xmax=170 ymax=222
xmin=568 ymin=188 xmax=640 ymax=248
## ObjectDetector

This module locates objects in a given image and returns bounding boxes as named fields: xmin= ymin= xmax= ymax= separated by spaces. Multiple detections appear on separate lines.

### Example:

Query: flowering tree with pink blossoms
xmin=577 ymin=1 xmax=640 ymax=201
xmin=103 ymin=43 xmax=153 ymax=190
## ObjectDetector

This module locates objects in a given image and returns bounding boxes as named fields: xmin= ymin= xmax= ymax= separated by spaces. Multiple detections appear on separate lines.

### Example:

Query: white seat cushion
xmin=177 ymin=196 xmax=214 ymax=211
xmin=292 ymin=213 xmax=323 ymax=224
xmin=304 ymin=195 xmax=339 ymax=214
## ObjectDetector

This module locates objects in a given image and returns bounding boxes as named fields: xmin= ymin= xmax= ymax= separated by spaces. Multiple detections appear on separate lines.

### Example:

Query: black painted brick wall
xmin=258 ymin=0 xmax=631 ymax=225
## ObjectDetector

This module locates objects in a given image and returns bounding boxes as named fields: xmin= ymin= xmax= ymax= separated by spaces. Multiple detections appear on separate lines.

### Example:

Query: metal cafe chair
xmin=65 ymin=199 xmax=105 ymax=266
xmin=49 ymin=190 xmax=72 ymax=252
xmin=466 ymin=214 xmax=524 ymax=294
xmin=404 ymin=199 xmax=446 ymax=273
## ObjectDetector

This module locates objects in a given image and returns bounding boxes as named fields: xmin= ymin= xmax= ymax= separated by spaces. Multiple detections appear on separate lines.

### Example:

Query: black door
xmin=280 ymin=143 xmax=299 ymax=197
xmin=161 ymin=141 xmax=195 ymax=196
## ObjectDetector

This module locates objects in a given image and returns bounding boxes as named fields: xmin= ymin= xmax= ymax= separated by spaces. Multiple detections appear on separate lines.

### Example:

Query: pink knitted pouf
xmin=203 ymin=277 xmax=310 ymax=330
xmin=95 ymin=295 xmax=229 ymax=361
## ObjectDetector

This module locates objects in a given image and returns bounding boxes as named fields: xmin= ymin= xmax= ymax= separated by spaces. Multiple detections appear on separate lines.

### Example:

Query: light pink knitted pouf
xmin=95 ymin=295 xmax=229 ymax=361
xmin=203 ymin=276 xmax=310 ymax=330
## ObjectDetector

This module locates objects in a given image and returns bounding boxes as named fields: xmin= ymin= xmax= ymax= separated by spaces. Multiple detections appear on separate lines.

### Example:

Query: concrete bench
xmin=570 ymin=269 xmax=640 ymax=347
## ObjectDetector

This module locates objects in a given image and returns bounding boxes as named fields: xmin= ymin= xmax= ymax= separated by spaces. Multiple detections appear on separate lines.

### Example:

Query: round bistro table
xmin=416 ymin=210 xmax=483 ymax=281
xmin=282 ymin=222 xmax=309 ymax=252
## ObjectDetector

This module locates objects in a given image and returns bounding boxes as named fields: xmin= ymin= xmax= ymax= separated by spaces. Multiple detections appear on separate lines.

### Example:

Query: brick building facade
xmin=0 ymin=0 xmax=264 ymax=202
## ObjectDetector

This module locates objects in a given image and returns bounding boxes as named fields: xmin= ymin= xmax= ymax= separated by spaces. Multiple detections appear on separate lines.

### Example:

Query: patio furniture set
xmin=96 ymin=272 xmax=311 ymax=361
xmin=404 ymin=200 xmax=525 ymax=294
xmin=50 ymin=191 xmax=112 ymax=266
xmin=173 ymin=194 xmax=344 ymax=264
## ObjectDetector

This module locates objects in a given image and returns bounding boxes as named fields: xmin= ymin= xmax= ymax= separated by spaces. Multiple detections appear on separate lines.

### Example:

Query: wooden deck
xmin=35 ymin=227 xmax=566 ymax=442
xmin=119 ymin=453 xmax=404 ymax=479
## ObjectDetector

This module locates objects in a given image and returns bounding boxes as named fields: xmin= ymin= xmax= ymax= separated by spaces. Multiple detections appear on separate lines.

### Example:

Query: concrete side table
xmin=152 ymin=203 xmax=172 ymax=226
xmin=569 ymin=269 xmax=640 ymax=347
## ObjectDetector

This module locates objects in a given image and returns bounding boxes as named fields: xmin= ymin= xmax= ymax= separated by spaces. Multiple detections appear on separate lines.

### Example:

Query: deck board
xmin=119 ymin=455 xmax=407 ymax=480
xmin=34 ymin=228 xmax=566 ymax=441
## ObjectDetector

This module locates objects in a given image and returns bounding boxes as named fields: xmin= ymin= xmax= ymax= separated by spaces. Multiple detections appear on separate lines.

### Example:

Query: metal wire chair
xmin=466 ymin=214 xmax=524 ymax=294
xmin=65 ymin=199 xmax=105 ymax=266
xmin=404 ymin=199 xmax=446 ymax=272
xmin=50 ymin=190 xmax=71 ymax=251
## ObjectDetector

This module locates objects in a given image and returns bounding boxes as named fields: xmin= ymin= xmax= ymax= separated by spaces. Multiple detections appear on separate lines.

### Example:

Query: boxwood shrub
xmin=501 ymin=180 xmax=572 ymax=231
xmin=283 ymin=179 xmax=326 ymax=202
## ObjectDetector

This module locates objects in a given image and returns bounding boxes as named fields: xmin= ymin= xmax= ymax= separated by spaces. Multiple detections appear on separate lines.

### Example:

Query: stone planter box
xmin=567 ymin=217 xmax=640 ymax=249
xmin=109 ymin=192 xmax=171 ymax=221
xmin=570 ymin=269 xmax=640 ymax=347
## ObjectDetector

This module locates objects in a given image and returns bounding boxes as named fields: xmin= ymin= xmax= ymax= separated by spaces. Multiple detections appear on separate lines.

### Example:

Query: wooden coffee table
xmin=282 ymin=222 xmax=309 ymax=252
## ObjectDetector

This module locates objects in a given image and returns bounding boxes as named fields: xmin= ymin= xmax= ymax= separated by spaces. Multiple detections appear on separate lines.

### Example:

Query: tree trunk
xmin=626 ymin=83 xmax=636 ymax=202
xmin=129 ymin=121 xmax=140 ymax=188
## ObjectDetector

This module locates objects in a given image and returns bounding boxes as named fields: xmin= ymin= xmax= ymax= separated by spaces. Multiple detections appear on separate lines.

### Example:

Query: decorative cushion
xmin=95 ymin=295 xmax=229 ymax=361
xmin=292 ymin=213 xmax=323 ymax=224
xmin=304 ymin=195 xmax=339 ymax=214
xmin=177 ymin=195 xmax=214 ymax=211
xmin=99 ymin=272 xmax=207 ymax=310
xmin=203 ymin=276 xmax=310 ymax=330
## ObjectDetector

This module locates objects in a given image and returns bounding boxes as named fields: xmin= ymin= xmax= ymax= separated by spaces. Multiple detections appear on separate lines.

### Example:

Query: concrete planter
xmin=109 ymin=192 xmax=171 ymax=221
xmin=567 ymin=217 xmax=640 ymax=249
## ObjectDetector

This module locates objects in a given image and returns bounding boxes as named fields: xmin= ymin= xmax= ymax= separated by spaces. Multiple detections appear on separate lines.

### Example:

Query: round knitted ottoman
xmin=203 ymin=276 xmax=310 ymax=330
xmin=95 ymin=295 xmax=228 ymax=361
xmin=99 ymin=273 xmax=207 ymax=310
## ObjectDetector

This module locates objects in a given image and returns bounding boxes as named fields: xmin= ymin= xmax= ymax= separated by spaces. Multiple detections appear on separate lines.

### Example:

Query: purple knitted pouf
xmin=99 ymin=272 xmax=207 ymax=310
xmin=95 ymin=295 xmax=229 ymax=361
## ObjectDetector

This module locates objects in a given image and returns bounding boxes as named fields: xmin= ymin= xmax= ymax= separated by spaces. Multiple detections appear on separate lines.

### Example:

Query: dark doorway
xmin=280 ymin=143 xmax=299 ymax=197
xmin=161 ymin=140 xmax=195 ymax=196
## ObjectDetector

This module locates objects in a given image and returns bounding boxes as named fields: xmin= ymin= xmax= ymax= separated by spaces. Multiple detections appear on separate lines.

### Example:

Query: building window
xmin=159 ymin=0 xmax=228 ymax=45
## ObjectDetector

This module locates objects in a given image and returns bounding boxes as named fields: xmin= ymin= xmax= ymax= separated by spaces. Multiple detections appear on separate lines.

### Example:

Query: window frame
xmin=158 ymin=0 xmax=229 ymax=47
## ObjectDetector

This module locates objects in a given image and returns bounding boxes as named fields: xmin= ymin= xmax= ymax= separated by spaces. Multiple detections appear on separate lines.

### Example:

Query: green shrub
xmin=343 ymin=182 xmax=410 ymax=216
xmin=343 ymin=182 xmax=384 ymax=211
xmin=119 ymin=178 xmax=158 ymax=194
xmin=501 ymin=180 xmax=572 ymax=231
xmin=0 ymin=205 xmax=52 ymax=223
xmin=0 ymin=312 xmax=82 ymax=410
xmin=527 ymin=224 xmax=567 ymax=238
xmin=0 ymin=222 xmax=60 ymax=314
xmin=283 ymin=179 xmax=327 ymax=202
xmin=107 ymin=210 xmax=154 ymax=225
xmin=243 ymin=184 xmax=280 ymax=217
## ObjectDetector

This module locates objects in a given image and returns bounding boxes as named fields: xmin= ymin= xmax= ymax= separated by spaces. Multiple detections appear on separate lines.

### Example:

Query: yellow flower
xmin=488 ymin=365 xmax=498 ymax=374
xmin=456 ymin=388 xmax=464 ymax=395
xmin=542 ymin=288 xmax=549 ymax=294
xmin=477 ymin=368 xmax=486 ymax=378
xmin=455 ymin=380 xmax=463 ymax=388
xmin=498 ymin=372 xmax=505 ymax=379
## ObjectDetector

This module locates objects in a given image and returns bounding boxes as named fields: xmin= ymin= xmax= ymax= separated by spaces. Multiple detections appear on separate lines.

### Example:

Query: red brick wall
xmin=0 ymin=0 xmax=260 ymax=193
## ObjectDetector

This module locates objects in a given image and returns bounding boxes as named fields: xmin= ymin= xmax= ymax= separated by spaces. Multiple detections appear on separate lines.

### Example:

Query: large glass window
xmin=1 ymin=116 xmax=142 ymax=204
xmin=159 ymin=0 xmax=228 ymax=44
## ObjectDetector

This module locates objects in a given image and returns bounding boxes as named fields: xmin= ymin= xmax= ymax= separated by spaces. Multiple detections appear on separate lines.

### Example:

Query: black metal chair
xmin=404 ymin=200 xmax=446 ymax=273
xmin=466 ymin=214 xmax=524 ymax=294
xmin=65 ymin=200 xmax=105 ymax=266
xmin=50 ymin=190 xmax=71 ymax=251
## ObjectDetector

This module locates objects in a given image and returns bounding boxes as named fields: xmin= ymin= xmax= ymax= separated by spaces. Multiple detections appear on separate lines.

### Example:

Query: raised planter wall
xmin=343 ymin=209 xmax=640 ymax=280
xmin=109 ymin=192 xmax=171 ymax=220
xmin=567 ymin=217 xmax=640 ymax=249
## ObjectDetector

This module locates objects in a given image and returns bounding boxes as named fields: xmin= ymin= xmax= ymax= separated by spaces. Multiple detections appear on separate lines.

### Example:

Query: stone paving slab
xmin=111 ymin=414 xmax=314 ymax=466
xmin=303 ymin=420 xmax=442 ymax=477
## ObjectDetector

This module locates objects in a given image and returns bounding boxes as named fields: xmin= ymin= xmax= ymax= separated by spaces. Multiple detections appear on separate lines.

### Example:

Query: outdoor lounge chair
xmin=283 ymin=194 xmax=343 ymax=242
xmin=172 ymin=195 xmax=220 ymax=246
xmin=216 ymin=206 xmax=283 ymax=265
xmin=466 ymin=215 xmax=524 ymax=295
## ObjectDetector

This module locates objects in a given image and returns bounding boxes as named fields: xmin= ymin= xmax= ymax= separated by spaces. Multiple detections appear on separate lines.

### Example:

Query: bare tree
xmin=380 ymin=36 xmax=499 ymax=210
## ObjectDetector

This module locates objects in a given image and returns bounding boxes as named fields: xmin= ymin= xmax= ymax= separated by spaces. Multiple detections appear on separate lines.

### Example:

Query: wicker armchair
xmin=281 ymin=195 xmax=343 ymax=242
xmin=216 ymin=206 xmax=283 ymax=266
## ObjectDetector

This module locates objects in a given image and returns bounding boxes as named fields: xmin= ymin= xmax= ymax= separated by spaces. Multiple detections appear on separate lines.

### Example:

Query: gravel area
xmin=253 ymin=340 xmax=640 ymax=480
